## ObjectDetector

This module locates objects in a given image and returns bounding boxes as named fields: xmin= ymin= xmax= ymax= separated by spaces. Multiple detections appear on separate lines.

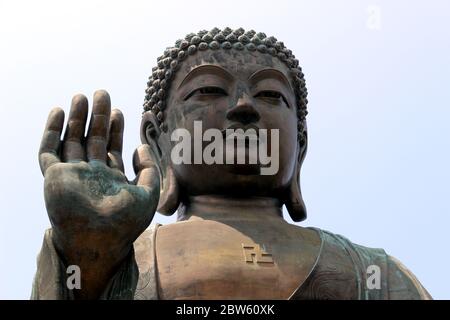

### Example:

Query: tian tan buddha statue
xmin=32 ymin=27 xmax=431 ymax=300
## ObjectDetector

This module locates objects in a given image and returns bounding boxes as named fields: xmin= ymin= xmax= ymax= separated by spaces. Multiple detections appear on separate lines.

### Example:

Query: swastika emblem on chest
xmin=241 ymin=243 xmax=274 ymax=264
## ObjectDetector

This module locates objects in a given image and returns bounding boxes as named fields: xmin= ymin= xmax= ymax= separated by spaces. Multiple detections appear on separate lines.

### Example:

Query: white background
xmin=0 ymin=0 xmax=449 ymax=299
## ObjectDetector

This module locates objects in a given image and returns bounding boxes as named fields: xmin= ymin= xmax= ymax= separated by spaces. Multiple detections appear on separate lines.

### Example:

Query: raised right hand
xmin=38 ymin=90 xmax=160 ymax=299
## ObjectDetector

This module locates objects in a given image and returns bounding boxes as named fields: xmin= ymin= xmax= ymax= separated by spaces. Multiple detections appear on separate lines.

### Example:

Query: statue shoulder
xmin=386 ymin=255 xmax=432 ymax=299
xmin=292 ymin=228 xmax=431 ymax=299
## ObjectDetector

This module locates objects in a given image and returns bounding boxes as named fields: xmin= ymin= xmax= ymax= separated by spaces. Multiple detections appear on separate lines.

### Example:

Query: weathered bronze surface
xmin=32 ymin=28 xmax=431 ymax=300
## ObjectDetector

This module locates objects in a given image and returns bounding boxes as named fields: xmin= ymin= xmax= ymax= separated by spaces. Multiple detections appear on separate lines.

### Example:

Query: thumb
xmin=132 ymin=144 xmax=160 ymax=188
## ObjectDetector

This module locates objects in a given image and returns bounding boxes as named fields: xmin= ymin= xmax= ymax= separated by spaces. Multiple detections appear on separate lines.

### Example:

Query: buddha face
xmin=148 ymin=50 xmax=303 ymax=198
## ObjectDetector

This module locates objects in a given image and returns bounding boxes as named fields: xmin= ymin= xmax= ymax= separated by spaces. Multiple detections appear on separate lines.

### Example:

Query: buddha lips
xmin=170 ymin=121 xmax=280 ymax=176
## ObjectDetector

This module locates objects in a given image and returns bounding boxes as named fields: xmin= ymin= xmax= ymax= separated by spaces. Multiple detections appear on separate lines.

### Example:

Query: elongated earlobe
xmin=285 ymin=163 xmax=307 ymax=222
xmin=285 ymin=127 xmax=308 ymax=222
xmin=141 ymin=111 xmax=180 ymax=215
xmin=157 ymin=165 xmax=180 ymax=215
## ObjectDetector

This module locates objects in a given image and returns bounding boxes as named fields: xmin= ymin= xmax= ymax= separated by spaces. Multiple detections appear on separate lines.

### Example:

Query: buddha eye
xmin=255 ymin=90 xmax=284 ymax=101
xmin=254 ymin=90 xmax=289 ymax=107
xmin=184 ymin=86 xmax=228 ymax=100
xmin=255 ymin=90 xmax=281 ymax=99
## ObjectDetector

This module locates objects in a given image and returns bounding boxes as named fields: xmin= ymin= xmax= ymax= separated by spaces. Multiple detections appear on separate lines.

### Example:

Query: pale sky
xmin=0 ymin=0 xmax=449 ymax=299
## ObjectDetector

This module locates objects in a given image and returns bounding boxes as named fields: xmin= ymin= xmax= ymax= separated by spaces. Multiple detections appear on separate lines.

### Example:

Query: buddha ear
xmin=285 ymin=123 xmax=308 ymax=222
xmin=140 ymin=111 xmax=180 ymax=216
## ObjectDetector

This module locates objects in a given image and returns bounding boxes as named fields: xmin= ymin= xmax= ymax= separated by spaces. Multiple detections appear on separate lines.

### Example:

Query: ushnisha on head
xmin=140 ymin=27 xmax=309 ymax=222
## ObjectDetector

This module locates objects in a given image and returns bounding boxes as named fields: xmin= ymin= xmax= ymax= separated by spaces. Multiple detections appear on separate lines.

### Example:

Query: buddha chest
xmin=154 ymin=219 xmax=321 ymax=299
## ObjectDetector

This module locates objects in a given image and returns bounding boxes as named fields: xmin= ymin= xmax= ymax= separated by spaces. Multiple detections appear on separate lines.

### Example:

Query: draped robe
xmin=31 ymin=224 xmax=431 ymax=300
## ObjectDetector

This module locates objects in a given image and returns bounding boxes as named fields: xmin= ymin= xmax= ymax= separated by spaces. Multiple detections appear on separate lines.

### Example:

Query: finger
xmin=38 ymin=107 xmax=65 ymax=175
xmin=86 ymin=90 xmax=111 ymax=162
xmin=135 ymin=167 xmax=160 ymax=193
xmin=62 ymin=94 xmax=88 ymax=162
xmin=133 ymin=144 xmax=157 ymax=174
xmin=132 ymin=145 xmax=159 ymax=187
xmin=133 ymin=145 xmax=160 ymax=216
xmin=107 ymin=108 xmax=125 ymax=172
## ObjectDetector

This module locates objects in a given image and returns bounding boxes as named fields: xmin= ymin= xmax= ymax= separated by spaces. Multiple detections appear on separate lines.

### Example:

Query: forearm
xmin=55 ymin=232 xmax=134 ymax=299
xmin=32 ymin=229 xmax=137 ymax=300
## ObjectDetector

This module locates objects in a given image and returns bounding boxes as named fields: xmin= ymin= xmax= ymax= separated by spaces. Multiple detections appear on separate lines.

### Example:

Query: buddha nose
xmin=226 ymin=93 xmax=260 ymax=125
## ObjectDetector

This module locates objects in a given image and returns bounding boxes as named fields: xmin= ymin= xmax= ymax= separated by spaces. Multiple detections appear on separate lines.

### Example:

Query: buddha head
xmin=140 ymin=27 xmax=308 ymax=222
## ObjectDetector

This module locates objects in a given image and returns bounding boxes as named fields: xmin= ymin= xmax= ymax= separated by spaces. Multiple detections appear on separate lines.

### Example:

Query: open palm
xmin=38 ymin=90 xmax=160 ymax=298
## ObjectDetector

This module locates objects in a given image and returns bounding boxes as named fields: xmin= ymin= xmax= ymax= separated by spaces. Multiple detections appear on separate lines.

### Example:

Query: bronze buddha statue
xmin=32 ymin=27 xmax=431 ymax=300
